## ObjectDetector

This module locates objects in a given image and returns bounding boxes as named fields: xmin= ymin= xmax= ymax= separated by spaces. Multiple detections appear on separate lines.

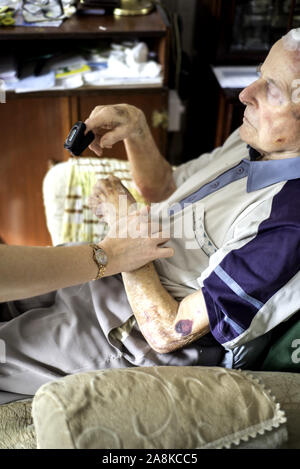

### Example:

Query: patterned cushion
xmin=0 ymin=399 xmax=36 ymax=449
xmin=3 ymin=369 xmax=300 ymax=448
xmin=32 ymin=366 xmax=288 ymax=449
xmin=43 ymin=157 xmax=147 ymax=246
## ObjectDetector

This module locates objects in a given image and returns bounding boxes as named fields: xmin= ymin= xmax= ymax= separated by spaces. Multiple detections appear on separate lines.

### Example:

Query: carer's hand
xmin=100 ymin=205 xmax=174 ymax=274
xmin=84 ymin=104 xmax=146 ymax=156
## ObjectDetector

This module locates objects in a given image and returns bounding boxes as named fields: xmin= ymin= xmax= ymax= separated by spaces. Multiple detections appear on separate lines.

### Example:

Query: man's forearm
xmin=122 ymin=262 xmax=210 ymax=353
xmin=85 ymin=104 xmax=176 ymax=202
xmin=124 ymin=111 xmax=176 ymax=202
xmin=122 ymin=263 xmax=182 ymax=353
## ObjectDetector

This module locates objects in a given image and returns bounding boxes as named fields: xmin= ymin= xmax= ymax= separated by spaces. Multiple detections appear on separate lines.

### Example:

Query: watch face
xmin=95 ymin=248 xmax=108 ymax=266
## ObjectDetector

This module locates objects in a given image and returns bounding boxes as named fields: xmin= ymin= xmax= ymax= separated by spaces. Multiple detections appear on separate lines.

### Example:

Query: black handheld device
xmin=64 ymin=121 xmax=95 ymax=156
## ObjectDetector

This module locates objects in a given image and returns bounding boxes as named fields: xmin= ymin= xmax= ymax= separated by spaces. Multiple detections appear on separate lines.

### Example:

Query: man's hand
xmin=84 ymin=104 xmax=146 ymax=157
xmin=88 ymin=176 xmax=174 ymax=273
xmin=88 ymin=175 xmax=136 ymax=225
xmin=85 ymin=103 xmax=176 ymax=203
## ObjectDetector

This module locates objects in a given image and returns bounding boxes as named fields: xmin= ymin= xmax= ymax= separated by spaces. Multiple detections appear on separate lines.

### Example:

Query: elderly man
xmin=1 ymin=30 xmax=300 ymax=402
xmin=87 ymin=30 xmax=300 ymax=359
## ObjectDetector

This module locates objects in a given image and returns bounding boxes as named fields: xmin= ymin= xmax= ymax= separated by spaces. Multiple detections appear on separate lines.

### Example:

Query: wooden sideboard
xmin=0 ymin=9 xmax=170 ymax=246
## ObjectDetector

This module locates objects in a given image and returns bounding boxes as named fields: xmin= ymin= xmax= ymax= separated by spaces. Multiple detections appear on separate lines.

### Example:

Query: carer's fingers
xmin=155 ymin=246 xmax=174 ymax=259
xmin=152 ymin=230 xmax=171 ymax=245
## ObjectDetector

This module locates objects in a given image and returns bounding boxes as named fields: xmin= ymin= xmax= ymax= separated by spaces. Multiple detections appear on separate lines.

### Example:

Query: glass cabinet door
xmin=230 ymin=0 xmax=293 ymax=52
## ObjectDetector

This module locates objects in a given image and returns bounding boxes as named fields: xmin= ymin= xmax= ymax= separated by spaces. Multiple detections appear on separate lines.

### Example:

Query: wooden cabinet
xmin=0 ymin=9 xmax=170 ymax=246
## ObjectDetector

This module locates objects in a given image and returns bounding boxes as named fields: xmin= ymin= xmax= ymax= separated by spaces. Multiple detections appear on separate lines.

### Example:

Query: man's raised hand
xmin=84 ymin=104 xmax=146 ymax=156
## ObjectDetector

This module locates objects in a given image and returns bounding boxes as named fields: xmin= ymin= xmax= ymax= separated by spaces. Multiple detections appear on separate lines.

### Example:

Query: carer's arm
xmin=0 ymin=210 xmax=172 ymax=302
xmin=122 ymin=263 xmax=210 ymax=354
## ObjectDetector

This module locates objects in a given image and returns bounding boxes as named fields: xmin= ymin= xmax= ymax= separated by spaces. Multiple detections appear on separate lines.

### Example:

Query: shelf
xmin=6 ymin=83 xmax=167 ymax=99
xmin=0 ymin=10 xmax=167 ymax=41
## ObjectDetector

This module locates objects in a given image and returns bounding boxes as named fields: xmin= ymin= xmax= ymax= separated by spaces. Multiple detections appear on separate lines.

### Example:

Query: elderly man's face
xmin=239 ymin=39 xmax=300 ymax=157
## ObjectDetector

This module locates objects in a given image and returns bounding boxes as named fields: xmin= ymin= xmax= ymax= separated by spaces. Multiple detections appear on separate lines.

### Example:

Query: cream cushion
xmin=31 ymin=366 xmax=287 ymax=449
xmin=43 ymin=157 xmax=147 ymax=246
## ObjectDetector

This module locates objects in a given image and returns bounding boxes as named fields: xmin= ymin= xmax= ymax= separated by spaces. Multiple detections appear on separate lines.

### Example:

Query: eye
xmin=266 ymin=81 xmax=285 ymax=105
xmin=267 ymin=82 xmax=281 ymax=98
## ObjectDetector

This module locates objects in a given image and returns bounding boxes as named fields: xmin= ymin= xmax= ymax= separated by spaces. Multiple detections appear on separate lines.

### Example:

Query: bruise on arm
xmin=122 ymin=264 xmax=210 ymax=354
xmin=170 ymin=290 xmax=210 ymax=351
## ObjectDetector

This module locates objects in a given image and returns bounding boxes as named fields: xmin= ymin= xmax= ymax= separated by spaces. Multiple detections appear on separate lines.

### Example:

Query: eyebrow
xmin=256 ymin=63 xmax=284 ymax=91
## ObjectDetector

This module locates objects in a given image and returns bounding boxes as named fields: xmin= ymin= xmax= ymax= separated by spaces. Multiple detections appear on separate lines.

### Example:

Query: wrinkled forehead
xmin=263 ymin=37 xmax=300 ymax=82
xmin=281 ymin=29 xmax=300 ymax=74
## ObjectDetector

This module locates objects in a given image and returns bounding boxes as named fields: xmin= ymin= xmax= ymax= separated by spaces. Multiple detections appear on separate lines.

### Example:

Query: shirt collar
xmin=245 ymin=146 xmax=300 ymax=192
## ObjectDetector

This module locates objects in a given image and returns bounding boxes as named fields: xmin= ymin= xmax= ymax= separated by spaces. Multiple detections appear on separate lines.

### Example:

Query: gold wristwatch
xmin=90 ymin=244 xmax=108 ymax=280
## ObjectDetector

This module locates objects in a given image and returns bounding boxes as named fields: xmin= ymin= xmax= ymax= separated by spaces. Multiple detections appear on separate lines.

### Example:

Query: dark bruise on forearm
xmin=121 ymin=264 xmax=208 ymax=353
xmin=175 ymin=319 xmax=193 ymax=336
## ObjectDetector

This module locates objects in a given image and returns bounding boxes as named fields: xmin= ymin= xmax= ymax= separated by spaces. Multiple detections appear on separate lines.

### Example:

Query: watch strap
xmin=90 ymin=244 xmax=107 ymax=280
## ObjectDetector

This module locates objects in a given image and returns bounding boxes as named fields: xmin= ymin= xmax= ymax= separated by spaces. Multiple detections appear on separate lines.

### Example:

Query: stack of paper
xmin=1 ymin=41 xmax=163 ymax=93
xmin=212 ymin=66 xmax=258 ymax=89
xmin=83 ymin=42 xmax=162 ymax=87
xmin=0 ymin=56 xmax=19 ymax=90
xmin=15 ymin=72 xmax=55 ymax=93
xmin=45 ymin=54 xmax=91 ymax=89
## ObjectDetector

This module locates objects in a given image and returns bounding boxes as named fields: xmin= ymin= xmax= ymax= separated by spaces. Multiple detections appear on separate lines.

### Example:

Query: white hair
xmin=282 ymin=28 xmax=300 ymax=51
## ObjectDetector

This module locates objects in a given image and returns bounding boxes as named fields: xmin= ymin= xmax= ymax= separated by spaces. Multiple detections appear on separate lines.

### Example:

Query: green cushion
xmin=261 ymin=312 xmax=300 ymax=372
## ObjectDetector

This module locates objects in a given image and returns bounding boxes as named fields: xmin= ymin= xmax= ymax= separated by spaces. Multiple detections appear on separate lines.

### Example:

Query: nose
xmin=239 ymin=79 xmax=260 ymax=107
